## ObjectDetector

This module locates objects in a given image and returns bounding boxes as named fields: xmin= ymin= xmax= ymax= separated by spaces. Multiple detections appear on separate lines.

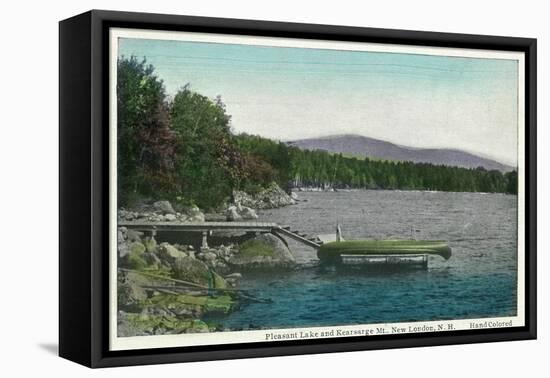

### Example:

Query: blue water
xmin=220 ymin=190 xmax=518 ymax=330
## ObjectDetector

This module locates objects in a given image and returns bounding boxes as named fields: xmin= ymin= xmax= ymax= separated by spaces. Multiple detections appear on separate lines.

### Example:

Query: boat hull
xmin=317 ymin=240 xmax=452 ymax=264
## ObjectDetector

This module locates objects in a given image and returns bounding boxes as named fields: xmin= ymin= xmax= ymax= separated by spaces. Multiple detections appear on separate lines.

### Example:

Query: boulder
xmin=164 ymin=213 xmax=177 ymax=222
xmin=126 ymin=229 xmax=144 ymax=242
xmin=118 ymin=209 xmax=137 ymax=221
xmin=143 ymin=252 xmax=161 ymax=267
xmin=117 ymin=269 xmax=166 ymax=311
xmin=198 ymin=251 xmax=218 ymax=262
xmin=117 ymin=227 xmax=130 ymax=258
xmin=158 ymin=242 xmax=187 ymax=263
xmin=137 ymin=212 xmax=150 ymax=219
xmin=153 ymin=200 xmax=176 ymax=215
xmin=216 ymin=245 xmax=232 ymax=259
xmin=182 ymin=205 xmax=205 ymax=222
xmin=232 ymin=183 xmax=295 ymax=210
xmin=226 ymin=206 xmax=242 ymax=221
xmin=240 ymin=206 xmax=258 ymax=220
xmin=229 ymin=233 xmax=296 ymax=270
xmin=171 ymin=256 xmax=227 ymax=289
xmin=130 ymin=241 xmax=146 ymax=255
xmin=122 ymin=241 xmax=148 ymax=269
xmin=118 ymin=242 xmax=130 ymax=258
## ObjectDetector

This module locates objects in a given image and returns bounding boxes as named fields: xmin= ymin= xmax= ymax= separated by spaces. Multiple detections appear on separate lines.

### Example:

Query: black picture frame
xmin=59 ymin=9 xmax=537 ymax=368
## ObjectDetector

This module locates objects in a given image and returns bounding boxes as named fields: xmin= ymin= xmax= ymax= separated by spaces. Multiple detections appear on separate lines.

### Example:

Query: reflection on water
xmin=218 ymin=190 xmax=518 ymax=330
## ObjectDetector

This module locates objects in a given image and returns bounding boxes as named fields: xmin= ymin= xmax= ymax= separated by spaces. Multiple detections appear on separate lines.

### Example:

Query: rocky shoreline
xmin=117 ymin=184 xmax=298 ymax=336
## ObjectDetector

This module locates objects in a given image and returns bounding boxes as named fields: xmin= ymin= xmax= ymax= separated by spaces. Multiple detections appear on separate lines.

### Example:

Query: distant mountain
xmin=287 ymin=134 xmax=514 ymax=172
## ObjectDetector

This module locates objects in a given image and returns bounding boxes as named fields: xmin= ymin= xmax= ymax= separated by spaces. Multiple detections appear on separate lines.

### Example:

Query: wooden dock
xmin=118 ymin=221 xmax=323 ymax=249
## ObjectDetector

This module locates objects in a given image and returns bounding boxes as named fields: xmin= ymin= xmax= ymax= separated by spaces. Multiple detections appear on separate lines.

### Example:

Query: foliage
xmin=168 ymin=87 xmax=252 ymax=208
xmin=117 ymin=57 xmax=240 ymax=208
xmin=234 ymin=133 xmax=293 ymax=190
xmin=117 ymin=56 xmax=177 ymax=204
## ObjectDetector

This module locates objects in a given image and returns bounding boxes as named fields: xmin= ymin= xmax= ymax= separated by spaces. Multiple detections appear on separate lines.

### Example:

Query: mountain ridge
xmin=287 ymin=134 xmax=514 ymax=172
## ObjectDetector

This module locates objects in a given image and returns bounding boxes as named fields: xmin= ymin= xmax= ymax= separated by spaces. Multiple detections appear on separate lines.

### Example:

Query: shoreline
xmin=292 ymin=187 xmax=517 ymax=196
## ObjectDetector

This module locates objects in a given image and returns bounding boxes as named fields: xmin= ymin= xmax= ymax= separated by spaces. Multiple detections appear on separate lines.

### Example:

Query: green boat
xmin=317 ymin=239 xmax=452 ymax=265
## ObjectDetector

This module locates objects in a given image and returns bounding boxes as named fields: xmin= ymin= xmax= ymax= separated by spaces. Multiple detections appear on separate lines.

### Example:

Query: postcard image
xmin=109 ymin=28 xmax=525 ymax=351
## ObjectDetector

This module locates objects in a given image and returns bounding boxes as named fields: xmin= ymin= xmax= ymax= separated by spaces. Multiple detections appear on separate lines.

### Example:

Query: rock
xmin=143 ymin=252 xmax=161 ymax=267
xmin=240 ymin=206 xmax=258 ymax=220
xmin=182 ymin=205 xmax=205 ymax=222
xmin=118 ymin=243 xmax=130 ymax=258
xmin=164 ymin=213 xmax=177 ymax=222
xmin=171 ymin=256 xmax=227 ymax=288
xmin=117 ymin=311 xmax=140 ymax=337
xmin=117 ymin=209 xmax=127 ymax=220
xmin=130 ymin=241 xmax=146 ymax=255
xmin=200 ymin=251 xmax=218 ymax=262
xmin=117 ymin=227 xmax=130 ymax=258
xmin=158 ymin=242 xmax=187 ymax=263
xmin=232 ymin=183 xmax=295 ymax=210
xmin=126 ymin=229 xmax=144 ymax=242
xmin=226 ymin=206 xmax=242 ymax=221
xmin=225 ymin=278 xmax=238 ymax=287
xmin=173 ymin=243 xmax=188 ymax=252
xmin=290 ymin=191 xmax=298 ymax=200
xmin=119 ymin=210 xmax=136 ymax=221
xmin=117 ymin=270 xmax=160 ymax=310
xmin=212 ymin=261 xmax=229 ymax=273
xmin=125 ymin=242 xmax=147 ymax=269
xmin=229 ymin=233 xmax=296 ymax=270
xmin=137 ymin=212 xmax=149 ymax=219
xmin=216 ymin=245 xmax=232 ymax=258
xmin=153 ymin=200 xmax=175 ymax=214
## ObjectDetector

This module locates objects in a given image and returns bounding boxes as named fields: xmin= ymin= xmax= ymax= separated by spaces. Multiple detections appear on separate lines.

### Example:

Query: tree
xmin=170 ymin=86 xmax=236 ymax=208
xmin=505 ymin=170 xmax=518 ymax=194
xmin=117 ymin=56 xmax=176 ymax=205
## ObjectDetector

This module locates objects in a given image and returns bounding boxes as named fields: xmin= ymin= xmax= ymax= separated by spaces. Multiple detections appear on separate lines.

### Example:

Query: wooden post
xmin=201 ymin=231 xmax=209 ymax=250
xmin=336 ymin=223 xmax=343 ymax=242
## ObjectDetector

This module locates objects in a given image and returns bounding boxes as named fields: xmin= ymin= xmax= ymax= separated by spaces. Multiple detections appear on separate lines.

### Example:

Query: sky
xmin=118 ymin=38 xmax=519 ymax=166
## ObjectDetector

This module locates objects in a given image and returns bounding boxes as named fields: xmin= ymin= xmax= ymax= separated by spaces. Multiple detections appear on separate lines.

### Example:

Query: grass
xmin=142 ymin=293 xmax=236 ymax=314
xmin=239 ymin=239 xmax=275 ymax=257
xmin=127 ymin=313 xmax=210 ymax=333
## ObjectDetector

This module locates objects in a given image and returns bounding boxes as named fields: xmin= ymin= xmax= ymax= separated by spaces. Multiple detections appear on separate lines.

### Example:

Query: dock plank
xmin=118 ymin=220 xmax=321 ymax=249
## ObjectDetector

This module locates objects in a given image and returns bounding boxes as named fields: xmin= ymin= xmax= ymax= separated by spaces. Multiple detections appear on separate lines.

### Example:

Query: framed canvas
xmin=59 ymin=10 xmax=537 ymax=368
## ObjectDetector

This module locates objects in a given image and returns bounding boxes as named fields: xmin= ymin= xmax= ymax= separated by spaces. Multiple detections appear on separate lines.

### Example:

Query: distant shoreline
xmin=292 ymin=187 xmax=517 ymax=196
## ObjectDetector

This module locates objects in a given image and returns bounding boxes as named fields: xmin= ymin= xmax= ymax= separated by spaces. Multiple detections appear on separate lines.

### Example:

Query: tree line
xmin=234 ymin=134 xmax=517 ymax=194
xmin=117 ymin=56 xmax=517 ymax=209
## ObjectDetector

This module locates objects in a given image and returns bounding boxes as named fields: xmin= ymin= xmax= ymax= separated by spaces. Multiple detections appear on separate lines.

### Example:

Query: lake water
xmin=220 ymin=190 xmax=518 ymax=330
